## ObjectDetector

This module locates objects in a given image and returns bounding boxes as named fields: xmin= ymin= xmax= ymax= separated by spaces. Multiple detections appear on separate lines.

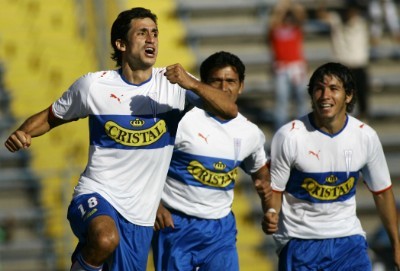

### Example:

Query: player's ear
xmin=238 ymin=82 xmax=244 ymax=95
xmin=345 ymin=90 xmax=354 ymax=104
xmin=115 ymin=39 xmax=126 ymax=52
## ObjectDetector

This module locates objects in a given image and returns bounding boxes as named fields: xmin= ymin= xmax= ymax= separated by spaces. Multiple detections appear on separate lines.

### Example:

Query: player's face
xmin=122 ymin=18 xmax=158 ymax=69
xmin=206 ymin=66 xmax=243 ymax=102
xmin=311 ymin=74 xmax=352 ymax=123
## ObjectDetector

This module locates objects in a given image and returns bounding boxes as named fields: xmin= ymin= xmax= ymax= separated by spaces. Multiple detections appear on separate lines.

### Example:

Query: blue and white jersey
xmin=52 ymin=68 xmax=198 ymax=226
xmin=161 ymin=107 xmax=268 ymax=219
xmin=270 ymin=114 xmax=391 ymax=250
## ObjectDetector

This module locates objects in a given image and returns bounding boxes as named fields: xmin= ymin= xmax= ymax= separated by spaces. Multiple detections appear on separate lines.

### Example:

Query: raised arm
xmin=269 ymin=0 xmax=306 ymax=28
xmin=4 ymin=106 xmax=70 ymax=152
xmin=373 ymin=188 xmax=400 ymax=269
xmin=164 ymin=63 xmax=238 ymax=119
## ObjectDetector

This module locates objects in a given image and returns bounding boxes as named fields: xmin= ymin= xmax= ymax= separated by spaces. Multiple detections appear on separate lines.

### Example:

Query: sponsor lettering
xmin=301 ymin=177 xmax=355 ymax=200
xmin=105 ymin=119 xmax=167 ymax=146
xmin=187 ymin=160 xmax=237 ymax=188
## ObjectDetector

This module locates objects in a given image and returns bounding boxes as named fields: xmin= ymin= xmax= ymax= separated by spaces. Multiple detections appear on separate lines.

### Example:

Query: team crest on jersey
xmin=130 ymin=118 xmax=145 ymax=127
xmin=104 ymin=119 xmax=167 ymax=146
xmin=301 ymin=176 xmax=355 ymax=200
xmin=325 ymin=175 xmax=338 ymax=184
xmin=213 ymin=161 xmax=226 ymax=170
xmin=187 ymin=160 xmax=237 ymax=188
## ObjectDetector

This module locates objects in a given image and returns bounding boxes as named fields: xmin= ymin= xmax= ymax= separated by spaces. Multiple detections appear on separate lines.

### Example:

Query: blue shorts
xmin=67 ymin=193 xmax=153 ymax=271
xmin=278 ymin=235 xmax=372 ymax=271
xmin=152 ymin=210 xmax=239 ymax=271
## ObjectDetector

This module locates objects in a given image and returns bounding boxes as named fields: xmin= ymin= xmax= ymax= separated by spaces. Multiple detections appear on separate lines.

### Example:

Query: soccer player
xmin=262 ymin=62 xmax=400 ymax=270
xmin=151 ymin=51 xmax=272 ymax=271
xmin=4 ymin=7 xmax=237 ymax=271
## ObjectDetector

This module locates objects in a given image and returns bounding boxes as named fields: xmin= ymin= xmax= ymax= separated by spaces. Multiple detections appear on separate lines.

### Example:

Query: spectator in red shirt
xmin=267 ymin=0 xmax=309 ymax=131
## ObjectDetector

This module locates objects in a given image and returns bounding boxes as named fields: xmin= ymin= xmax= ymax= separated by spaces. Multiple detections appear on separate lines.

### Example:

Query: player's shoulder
xmin=347 ymin=115 xmax=378 ymax=137
xmin=78 ymin=70 xmax=120 ymax=83
xmin=179 ymin=107 xmax=206 ymax=123
xmin=151 ymin=67 xmax=169 ymax=81
xmin=278 ymin=116 xmax=309 ymax=135
xmin=235 ymin=112 xmax=262 ymax=129
xmin=185 ymin=106 xmax=203 ymax=116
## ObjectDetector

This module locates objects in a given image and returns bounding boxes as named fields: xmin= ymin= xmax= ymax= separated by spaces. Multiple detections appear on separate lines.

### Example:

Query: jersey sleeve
xmin=52 ymin=73 xmax=93 ymax=120
xmin=270 ymin=127 xmax=294 ymax=192
xmin=361 ymin=130 xmax=392 ymax=192
xmin=241 ymin=128 xmax=268 ymax=174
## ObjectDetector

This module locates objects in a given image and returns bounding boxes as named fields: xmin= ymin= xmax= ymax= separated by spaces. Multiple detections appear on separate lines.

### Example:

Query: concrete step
xmin=0 ymin=239 xmax=55 ymax=271
xmin=0 ymin=207 xmax=45 ymax=228
xmin=0 ymin=189 xmax=40 ymax=209
xmin=0 ymin=151 xmax=32 ymax=168
xmin=0 ymin=168 xmax=40 ymax=190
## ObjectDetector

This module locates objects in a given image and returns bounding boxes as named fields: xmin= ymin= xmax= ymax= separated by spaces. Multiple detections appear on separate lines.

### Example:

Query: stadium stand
xmin=0 ymin=0 xmax=100 ymax=269
xmin=0 ymin=63 xmax=55 ymax=270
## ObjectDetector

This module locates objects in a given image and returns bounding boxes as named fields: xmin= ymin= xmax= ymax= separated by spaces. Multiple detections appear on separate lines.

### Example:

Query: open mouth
xmin=145 ymin=47 xmax=155 ymax=57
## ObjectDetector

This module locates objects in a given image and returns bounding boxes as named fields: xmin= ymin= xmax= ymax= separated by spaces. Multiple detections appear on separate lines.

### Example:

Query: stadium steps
xmin=0 ymin=0 xmax=100 ymax=269
xmin=0 ymin=79 xmax=54 ymax=271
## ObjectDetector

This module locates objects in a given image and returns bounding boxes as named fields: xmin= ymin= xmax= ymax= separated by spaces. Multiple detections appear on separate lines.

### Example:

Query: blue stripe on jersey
xmin=168 ymin=150 xmax=239 ymax=191
xmin=286 ymin=168 xmax=360 ymax=203
xmin=89 ymin=110 xmax=182 ymax=150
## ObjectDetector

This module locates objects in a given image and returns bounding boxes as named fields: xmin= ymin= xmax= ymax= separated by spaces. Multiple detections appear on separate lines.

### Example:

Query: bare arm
xmin=164 ymin=63 xmax=238 ymax=119
xmin=4 ymin=106 xmax=70 ymax=152
xmin=262 ymin=190 xmax=282 ymax=235
xmin=373 ymin=188 xmax=400 ymax=269
xmin=251 ymin=164 xmax=282 ymax=235
xmin=251 ymin=164 xmax=272 ymax=213
xmin=269 ymin=0 xmax=306 ymax=29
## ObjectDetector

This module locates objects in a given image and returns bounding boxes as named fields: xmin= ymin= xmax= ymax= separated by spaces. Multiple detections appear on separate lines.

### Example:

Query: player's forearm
xmin=373 ymin=189 xmax=400 ymax=250
xmin=266 ymin=190 xmax=282 ymax=214
xmin=252 ymin=166 xmax=272 ymax=213
xmin=18 ymin=108 xmax=53 ymax=137
xmin=190 ymin=81 xmax=238 ymax=119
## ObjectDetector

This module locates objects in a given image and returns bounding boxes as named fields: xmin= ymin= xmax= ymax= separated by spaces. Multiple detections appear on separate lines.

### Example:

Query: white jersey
xmin=270 ymin=114 xmax=391 ymax=251
xmin=52 ymin=68 xmax=198 ymax=226
xmin=161 ymin=107 xmax=268 ymax=219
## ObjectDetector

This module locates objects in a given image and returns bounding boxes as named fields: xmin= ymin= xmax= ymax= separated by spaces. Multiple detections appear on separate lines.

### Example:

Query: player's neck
xmin=120 ymin=65 xmax=153 ymax=85
xmin=312 ymin=113 xmax=347 ymax=135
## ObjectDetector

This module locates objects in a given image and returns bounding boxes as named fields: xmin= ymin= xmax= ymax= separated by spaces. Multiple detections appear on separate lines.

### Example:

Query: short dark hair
xmin=110 ymin=7 xmax=158 ymax=67
xmin=307 ymin=62 xmax=357 ymax=113
xmin=199 ymin=51 xmax=245 ymax=83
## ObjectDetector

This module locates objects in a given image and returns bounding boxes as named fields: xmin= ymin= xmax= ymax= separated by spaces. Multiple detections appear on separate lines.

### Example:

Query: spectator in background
xmin=368 ymin=0 xmax=400 ymax=60
xmin=317 ymin=0 xmax=371 ymax=122
xmin=267 ymin=0 xmax=309 ymax=131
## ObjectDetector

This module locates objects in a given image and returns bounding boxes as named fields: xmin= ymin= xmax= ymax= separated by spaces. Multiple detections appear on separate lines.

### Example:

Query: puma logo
xmin=110 ymin=93 xmax=121 ymax=103
xmin=198 ymin=133 xmax=210 ymax=143
xmin=309 ymin=150 xmax=320 ymax=160
xmin=290 ymin=121 xmax=299 ymax=131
